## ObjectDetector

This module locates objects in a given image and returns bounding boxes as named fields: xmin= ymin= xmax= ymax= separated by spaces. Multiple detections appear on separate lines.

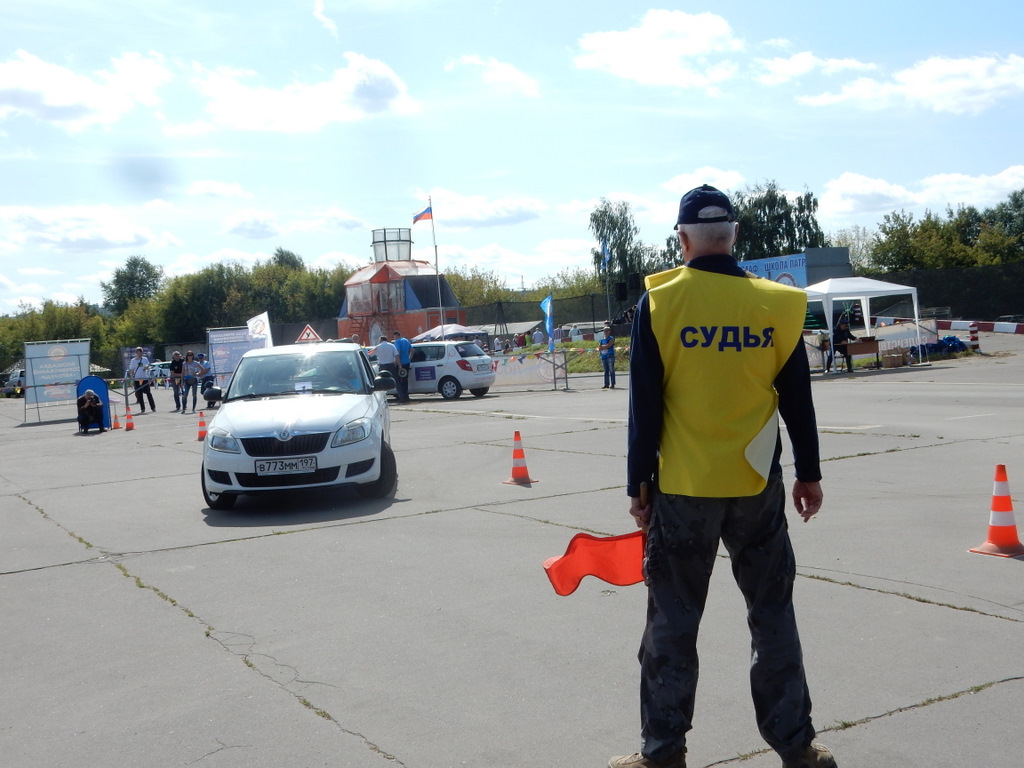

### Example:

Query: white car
xmin=407 ymin=341 xmax=495 ymax=399
xmin=200 ymin=342 xmax=397 ymax=510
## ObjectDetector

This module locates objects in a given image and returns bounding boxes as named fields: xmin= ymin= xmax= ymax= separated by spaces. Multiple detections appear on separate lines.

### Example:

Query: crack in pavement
xmin=700 ymin=676 xmax=1024 ymax=768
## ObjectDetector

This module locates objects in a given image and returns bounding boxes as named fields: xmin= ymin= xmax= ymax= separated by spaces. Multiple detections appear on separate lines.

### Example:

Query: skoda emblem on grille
xmin=276 ymin=428 xmax=292 ymax=442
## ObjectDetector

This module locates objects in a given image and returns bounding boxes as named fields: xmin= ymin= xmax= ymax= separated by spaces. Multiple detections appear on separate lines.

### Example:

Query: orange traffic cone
xmin=124 ymin=405 xmax=135 ymax=432
xmin=111 ymin=410 xmax=121 ymax=429
xmin=502 ymin=430 xmax=537 ymax=485
xmin=970 ymin=464 xmax=1024 ymax=557
xmin=196 ymin=411 xmax=207 ymax=441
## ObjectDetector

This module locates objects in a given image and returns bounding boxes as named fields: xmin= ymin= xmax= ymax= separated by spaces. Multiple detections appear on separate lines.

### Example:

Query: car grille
xmin=235 ymin=467 xmax=341 ymax=488
xmin=241 ymin=433 xmax=331 ymax=457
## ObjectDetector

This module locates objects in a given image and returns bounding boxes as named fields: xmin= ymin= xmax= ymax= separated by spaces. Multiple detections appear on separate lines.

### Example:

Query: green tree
xmin=978 ymin=190 xmax=1019 ymax=264
xmin=870 ymin=210 xmax=918 ymax=272
xmin=588 ymin=198 xmax=643 ymax=281
xmin=830 ymin=224 xmax=877 ymax=274
xmin=732 ymin=181 xmax=827 ymax=261
xmin=101 ymin=255 xmax=164 ymax=315
xmin=445 ymin=266 xmax=517 ymax=307
xmin=272 ymin=247 xmax=305 ymax=271
xmin=973 ymin=222 xmax=1020 ymax=265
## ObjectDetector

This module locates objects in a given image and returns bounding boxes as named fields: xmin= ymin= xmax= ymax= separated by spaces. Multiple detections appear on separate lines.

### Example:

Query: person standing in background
xmin=392 ymin=330 xmax=412 ymax=403
xmin=180 ymin=350 xmax=201 ymax=413
xmin=128 ymin=346 xmax=156 ymax=412
xmin=599 ymin=326 xmax=616 ymax=390
xmin=168 ymin=350 xmax=184 ymax=411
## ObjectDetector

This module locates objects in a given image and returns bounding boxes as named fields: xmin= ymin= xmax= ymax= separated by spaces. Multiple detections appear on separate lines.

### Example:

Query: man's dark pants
xmin=395 ymin=364 xmax=410 ymax=401
xmin=133 ymin=381 xmax=156 ymax=411
xmin=639 ymin=474 xmax=816 ymax=762
xmin=171 ymin=378 xmax=182 ymax=410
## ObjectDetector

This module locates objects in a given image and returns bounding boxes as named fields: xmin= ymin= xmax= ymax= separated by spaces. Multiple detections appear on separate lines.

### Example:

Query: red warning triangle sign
xmin=295 ymin=324 xmax=322 ymax=343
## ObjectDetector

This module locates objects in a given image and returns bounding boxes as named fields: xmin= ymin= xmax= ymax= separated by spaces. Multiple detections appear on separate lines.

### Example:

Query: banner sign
xmin=492 ymin=351 xmax=564 ymax=389
xmin=23 ymin=339 xmax=91 ymax=405
xmin=740 ymin=254 xmax=807 ymax=287
xmin=207 ymin=326 xmax=269 ymax=391
xmin=246 ymin=311 xmax=273 ymax=348
xmin=120 ymin=345 xmax=155 ymax=378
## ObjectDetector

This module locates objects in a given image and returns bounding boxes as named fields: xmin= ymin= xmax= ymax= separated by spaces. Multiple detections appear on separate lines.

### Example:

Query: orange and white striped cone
xmin=124 ymin=405 xmax=135 ymax=432
xmin=196 ymin=411 xmax=207 ymax=441
xmin=502 ymin=430 xmax=538 ymax=485
xmin=969 ymin=464 xmax=1024 ymax=557
xmin=111 ymin=410 xmax=121 ymax=429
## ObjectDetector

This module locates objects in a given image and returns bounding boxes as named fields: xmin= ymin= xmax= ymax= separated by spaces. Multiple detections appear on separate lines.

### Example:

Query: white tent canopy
xmin=804 ymin=277 xmax=923 ymax=360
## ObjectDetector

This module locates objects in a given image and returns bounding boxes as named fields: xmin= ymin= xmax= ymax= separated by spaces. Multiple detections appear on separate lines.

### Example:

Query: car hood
xmin=211 ymin=394 xmax=375 ymax=437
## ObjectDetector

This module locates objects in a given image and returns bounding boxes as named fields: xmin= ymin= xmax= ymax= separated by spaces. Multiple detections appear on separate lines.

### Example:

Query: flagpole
xmin=429 ymin=195 xmax=445 ymax=340
xmin=602 ymin=238 xmax=611 ymax=324
xmin=605 ymin=270 xmax=611 ymax=326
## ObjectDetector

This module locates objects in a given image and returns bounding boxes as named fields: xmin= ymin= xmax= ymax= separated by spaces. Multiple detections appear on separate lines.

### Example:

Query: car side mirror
xmin=205 ymin=387 xmax=223 ymax=401
xmin=373 ymin=376 xmax=396 ymax=392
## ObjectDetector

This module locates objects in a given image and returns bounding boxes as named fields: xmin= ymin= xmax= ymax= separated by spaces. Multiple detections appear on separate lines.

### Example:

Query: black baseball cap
xmin=675 ymin=184 xmax=736 ymax=229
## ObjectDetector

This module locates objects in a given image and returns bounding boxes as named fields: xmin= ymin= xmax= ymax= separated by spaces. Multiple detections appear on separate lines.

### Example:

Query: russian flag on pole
xmin=601 ymin=238 xmax=610 ymax=270
xmin=413 ymin=206 xmax=432 ymax=224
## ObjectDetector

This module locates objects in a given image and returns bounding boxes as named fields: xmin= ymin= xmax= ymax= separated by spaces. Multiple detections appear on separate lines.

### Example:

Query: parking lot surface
xmin=2 ymin=332 xmax=1023 ymax=767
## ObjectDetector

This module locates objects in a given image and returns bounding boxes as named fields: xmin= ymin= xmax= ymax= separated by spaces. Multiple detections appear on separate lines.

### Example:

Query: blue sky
xmin=2 ymin=0 xmax=1023 ymax=313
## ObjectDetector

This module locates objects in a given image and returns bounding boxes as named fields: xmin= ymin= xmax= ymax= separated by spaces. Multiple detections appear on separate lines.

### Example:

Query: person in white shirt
xmin=532 ymin=328 xmax=544 ymax=345
xmin=128 ymin=346 xmax=156 ymax=412
xmin=372 ymin=335 xmax=399 ymax=386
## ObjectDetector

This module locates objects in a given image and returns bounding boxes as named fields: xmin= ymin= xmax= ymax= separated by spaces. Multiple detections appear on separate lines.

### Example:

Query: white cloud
xmin=164 ymin=248 xmax=265 ymax=278
xmin=419 ymin=188 xmax=547 ymax=228
xmin=224 ymin=210 xmax=281 ymax=239
xmin=1 ymin=203 xmax=162 ymax=251
xmin=435 ymin=237 xmax=595 ymax=288
xmin=800 ymin=55 xmax=1024 ymax=114
xmin=661 ymin=167 xmax=747 ymax=195
xmin=755 ymin=51 xmax=875 ymax=86
xmin=289 ymin=206 xmax=367 ymax=233
xmin=574 ymin=11 xmax=743 ymax=93
xmin=818 ymin=165 xmax=1024 ymax=226
xmin=17 ymin=266 xmax=60 ymax=275
xmin=445 ymin=55 xmax=539 ymax=97
xmin=183 ymin=53 xmax=419 ymax=133
xmin=0 ymin=50 xmax=172 ymax=131
xmin=309 ymin=249 xmax=365 ymax=270
xmin=313 ymin=0 xmax=338 ymax=38
xmin=188 ymin=180 xmax=252 ymax=198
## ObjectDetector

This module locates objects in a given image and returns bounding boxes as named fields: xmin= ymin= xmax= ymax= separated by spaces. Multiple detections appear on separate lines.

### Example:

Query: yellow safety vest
xmin=646 ymin=266 xmax=807 ymax=497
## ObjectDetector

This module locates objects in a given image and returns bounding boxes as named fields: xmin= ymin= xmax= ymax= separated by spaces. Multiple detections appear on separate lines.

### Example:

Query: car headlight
xmin=208 ymin=429 xmax=241 ymax=453
xmin=332 ymin=417 xmax=371 ymax=447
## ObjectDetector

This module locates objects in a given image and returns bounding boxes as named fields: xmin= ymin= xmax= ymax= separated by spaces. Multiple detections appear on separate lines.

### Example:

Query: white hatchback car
xmin=408 ymin=341 xmax=495 ymax=399
xmin=200 ymin=342 xmax=396 ymax=510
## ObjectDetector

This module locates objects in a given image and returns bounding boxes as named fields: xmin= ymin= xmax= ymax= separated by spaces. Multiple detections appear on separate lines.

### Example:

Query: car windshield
xmin=225 ymin=349 xmax=368 ymax=400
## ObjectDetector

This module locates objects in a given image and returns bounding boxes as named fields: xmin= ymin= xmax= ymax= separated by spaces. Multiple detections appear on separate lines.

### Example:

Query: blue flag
xmin=601 ymin=238 xmax=610 ymax=270
xmin=540 ymin=294 xmax=555 ymax=352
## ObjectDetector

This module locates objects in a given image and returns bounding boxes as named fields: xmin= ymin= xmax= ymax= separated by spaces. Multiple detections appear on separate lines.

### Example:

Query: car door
xmin=408 ymin=344 xmax=445 ymax=394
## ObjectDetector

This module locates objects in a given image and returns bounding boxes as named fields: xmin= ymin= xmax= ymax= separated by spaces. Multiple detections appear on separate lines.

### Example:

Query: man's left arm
xmin=775 ymin=338 xmax=823 ymax=521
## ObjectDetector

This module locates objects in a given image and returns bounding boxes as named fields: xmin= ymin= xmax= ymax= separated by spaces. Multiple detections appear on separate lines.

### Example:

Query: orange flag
xmin=543 ymin=531 xmax=645 ymax=596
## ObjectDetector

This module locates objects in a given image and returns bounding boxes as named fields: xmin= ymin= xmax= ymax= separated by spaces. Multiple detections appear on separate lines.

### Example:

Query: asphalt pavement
xmin=2 ymin=331 xmax=1022 ymax=768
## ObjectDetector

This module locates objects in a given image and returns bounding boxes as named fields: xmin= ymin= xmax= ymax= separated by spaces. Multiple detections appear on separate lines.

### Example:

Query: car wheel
xmin=357 ymin=442 xmax=397 ymax=498
xmin=438 ymin=376 xmax=463 ymax=400
xmin=469 ymin=387 xmax=489 ymax=397
xmin=202 ymin=465 xmax=237 ymax=510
